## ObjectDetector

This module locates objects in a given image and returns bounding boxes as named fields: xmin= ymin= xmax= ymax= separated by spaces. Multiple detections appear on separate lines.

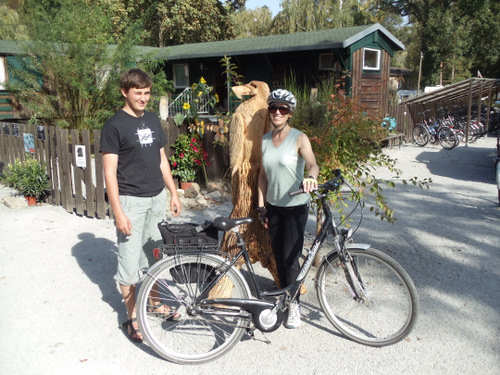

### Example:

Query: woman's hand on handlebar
xmin=302 ymin=176 xmax=318 ymax=193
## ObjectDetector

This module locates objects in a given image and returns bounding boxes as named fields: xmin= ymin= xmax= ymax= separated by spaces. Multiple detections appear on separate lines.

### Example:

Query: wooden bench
xmin=383 ymin=133 xmax=405 ymax=148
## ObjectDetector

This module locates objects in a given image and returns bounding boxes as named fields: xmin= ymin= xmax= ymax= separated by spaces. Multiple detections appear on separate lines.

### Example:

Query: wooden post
xmin=81 ymin=129 xmax=95 ymax=218
xmin=466 ymin=79 xmax=473 ymax=146
xmin=71 ymin=129 xmax=84 ymax=216
xmin=93 ymin=129 xmax=107 ymax=219
xmin=417 ymin=52 xmax=423 ymax=93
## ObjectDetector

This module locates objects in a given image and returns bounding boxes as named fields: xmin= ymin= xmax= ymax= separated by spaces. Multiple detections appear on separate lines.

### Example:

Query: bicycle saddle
xmin=212 ymin=217 xmax=253 ymax=231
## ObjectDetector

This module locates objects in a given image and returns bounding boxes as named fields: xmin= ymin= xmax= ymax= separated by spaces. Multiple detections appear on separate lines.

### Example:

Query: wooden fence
xmin=0 ymin=105 xmax=422 ymax=219
xmin=387 ymin=104 xmax=415 ymax=141
xmin=0 ymin=119 xmax=229 ymax=219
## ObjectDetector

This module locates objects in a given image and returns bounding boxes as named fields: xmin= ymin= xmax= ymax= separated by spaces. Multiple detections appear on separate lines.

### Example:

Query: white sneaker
xmin=285 ymin=301 xmax=301 ymax=329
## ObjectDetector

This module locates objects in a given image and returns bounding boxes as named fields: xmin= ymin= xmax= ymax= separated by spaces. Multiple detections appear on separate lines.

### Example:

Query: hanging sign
xmin=75 ymin=145 xmax=87 ymax=168
xmin=23 ymin=133 xmax=35 ymax=153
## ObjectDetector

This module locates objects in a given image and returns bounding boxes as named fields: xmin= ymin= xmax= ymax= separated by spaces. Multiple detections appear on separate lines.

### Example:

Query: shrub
xmin=2 ymin=158 xmax=50 ymax=200
xmin=288 ymin=77 xmax=430 ymax=223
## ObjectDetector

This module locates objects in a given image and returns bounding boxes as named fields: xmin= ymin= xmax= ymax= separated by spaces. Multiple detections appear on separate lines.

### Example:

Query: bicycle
xmin=136 ymin=170 xmax=419 ymax=364
xmin=412 ymin=114 xmax=457 ymax=149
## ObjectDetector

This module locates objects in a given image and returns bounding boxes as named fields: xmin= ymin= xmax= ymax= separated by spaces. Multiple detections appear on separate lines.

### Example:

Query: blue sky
xmin=244 ymin=0 xmax=282 ymax=16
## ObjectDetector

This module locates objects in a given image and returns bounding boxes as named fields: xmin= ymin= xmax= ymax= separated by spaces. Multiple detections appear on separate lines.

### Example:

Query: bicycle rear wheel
xmin=412 ymin=125 xmax=429 ymax=146
xmin=137 ymin=254 xmax=251 ymax=364
xmin=315 ymin=248 xmax=419 ymax=346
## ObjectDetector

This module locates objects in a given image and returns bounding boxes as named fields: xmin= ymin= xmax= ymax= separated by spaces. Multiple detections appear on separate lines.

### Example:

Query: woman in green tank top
xmin=257 ymin=89 xmax=319 ymax=329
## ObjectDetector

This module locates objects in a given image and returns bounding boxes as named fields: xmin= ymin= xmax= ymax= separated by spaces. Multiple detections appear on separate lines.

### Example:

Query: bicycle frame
xmin=194 ymin=189 xmax=365 ymax=320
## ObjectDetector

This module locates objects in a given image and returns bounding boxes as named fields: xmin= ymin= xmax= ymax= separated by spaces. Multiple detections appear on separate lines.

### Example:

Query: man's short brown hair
xmin=120 ymin=69 xmax=152 ymax=92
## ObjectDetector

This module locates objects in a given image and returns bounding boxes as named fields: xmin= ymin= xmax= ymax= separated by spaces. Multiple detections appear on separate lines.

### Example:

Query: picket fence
xmin=0 ymin=119 xmax=229 ymax=219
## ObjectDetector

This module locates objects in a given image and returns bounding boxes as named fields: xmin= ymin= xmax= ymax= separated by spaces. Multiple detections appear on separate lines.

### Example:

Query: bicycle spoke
xmin=316 ymin=249 xmax=418 ymax=346
xmin=137 ymin=254 xmax=250 ymax=364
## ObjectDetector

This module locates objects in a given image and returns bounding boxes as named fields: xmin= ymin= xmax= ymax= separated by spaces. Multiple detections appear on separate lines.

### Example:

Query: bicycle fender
xmin=346 ymin=243 xmax=371 ymax=250
xmin=140 ymin=253 xmax=228 ymax=280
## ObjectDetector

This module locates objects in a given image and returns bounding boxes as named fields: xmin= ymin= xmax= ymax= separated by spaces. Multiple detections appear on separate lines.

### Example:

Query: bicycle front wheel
xmin=137 ymin=254 xmax=251 ymax=364
xmin=438 ymin=127 xmax=458 ymax=150
xmin=316 ymin=248 xmax=419 ymax=346
xmin=412 ymin=125 xmax=429 ymax=146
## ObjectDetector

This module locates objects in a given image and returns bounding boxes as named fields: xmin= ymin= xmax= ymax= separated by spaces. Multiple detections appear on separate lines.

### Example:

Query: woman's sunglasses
xmin=268 ymin=105 xmax=291 ymax=114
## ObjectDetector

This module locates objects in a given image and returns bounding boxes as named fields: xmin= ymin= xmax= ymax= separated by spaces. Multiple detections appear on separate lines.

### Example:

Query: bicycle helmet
xmin=267 ymin=89 xmax=297 ymax=111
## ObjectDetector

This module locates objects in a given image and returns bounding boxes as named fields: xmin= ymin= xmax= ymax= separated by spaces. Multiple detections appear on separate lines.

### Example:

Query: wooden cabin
xmin=0 ymin=23 xmax=404 ymax=120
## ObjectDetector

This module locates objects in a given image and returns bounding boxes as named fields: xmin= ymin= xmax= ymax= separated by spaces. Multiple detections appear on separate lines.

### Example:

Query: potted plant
xmin=169 ymin=133 xmax=209 ymax=188
xmin=1 ymin=158 xmax=50 ymax=205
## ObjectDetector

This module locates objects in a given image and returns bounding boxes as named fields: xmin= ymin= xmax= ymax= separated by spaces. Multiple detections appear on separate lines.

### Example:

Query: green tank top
xmin=262 ymin=128 xmax=311 ymax=207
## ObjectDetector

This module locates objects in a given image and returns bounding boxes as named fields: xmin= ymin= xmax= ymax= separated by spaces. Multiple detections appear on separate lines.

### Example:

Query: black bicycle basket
xmin=157 ymin=220 xmax=219 ymax=248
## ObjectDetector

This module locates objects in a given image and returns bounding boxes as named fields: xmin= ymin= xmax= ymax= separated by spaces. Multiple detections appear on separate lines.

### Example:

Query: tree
xmin=376 ymin=0 xmax=500 ymax=85
xmin=0 ymin=3 xmax=28 ymax=40
xmin=231 ymin=6 xmax=273 ymax=39
xmin=272 ymin=0 xmax=366 ymax=34
xmin=93 ymin=0 xmax=237 ymax=47
xmin=7 ymin=0 xmax=173 ymax=129
xmin=463 ymin=0 xmax=500 ymax=78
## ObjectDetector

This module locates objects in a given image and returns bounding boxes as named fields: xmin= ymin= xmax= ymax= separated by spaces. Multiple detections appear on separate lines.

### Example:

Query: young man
xmin=100 ymin=69 xmax=182 ymax=343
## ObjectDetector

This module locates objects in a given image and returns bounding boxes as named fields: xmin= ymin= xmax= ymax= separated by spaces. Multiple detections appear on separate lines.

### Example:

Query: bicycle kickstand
xmin=246 ymin=327 xmax=272 ymax=344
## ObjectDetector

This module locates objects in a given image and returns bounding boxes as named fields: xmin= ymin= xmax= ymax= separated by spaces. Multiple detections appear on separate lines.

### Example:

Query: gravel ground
xmin=0 ymin=136 xmax=499 ymax=375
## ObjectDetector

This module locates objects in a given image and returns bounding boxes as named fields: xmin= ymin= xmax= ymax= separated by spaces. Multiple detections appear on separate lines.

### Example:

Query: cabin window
xmin=0 ymin=57 xmax=7 ymax=90
xmin=363 ymin=48 xmax=381 ymax=71
xmin=173 ymin=63 xmax=189 ymax=88
xmin=318 ymin=53 xmax=334 ymax=71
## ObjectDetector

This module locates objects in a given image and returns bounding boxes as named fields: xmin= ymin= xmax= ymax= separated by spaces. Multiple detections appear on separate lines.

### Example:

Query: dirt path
xmin=1 ymin=136 xmax=499 ymax=375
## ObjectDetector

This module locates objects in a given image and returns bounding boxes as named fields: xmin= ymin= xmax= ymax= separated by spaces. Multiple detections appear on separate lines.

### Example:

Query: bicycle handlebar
xmin=288 ymin=169 xmax=344 ymax=197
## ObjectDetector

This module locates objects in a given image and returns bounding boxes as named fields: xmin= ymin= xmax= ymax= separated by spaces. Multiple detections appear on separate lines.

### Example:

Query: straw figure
xmin=221 ymin=81 xmax=280 ymax=287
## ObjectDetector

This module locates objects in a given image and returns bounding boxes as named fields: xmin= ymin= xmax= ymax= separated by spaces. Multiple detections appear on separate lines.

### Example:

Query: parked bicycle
xmin=412 ymin=112 xmax=457 ymax=149
xmin=136 ymin=170 xmax=419 ymax=364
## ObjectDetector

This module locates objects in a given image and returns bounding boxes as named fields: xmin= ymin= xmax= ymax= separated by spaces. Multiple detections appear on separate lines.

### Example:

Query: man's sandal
xmin=148 ymin=303 xmax=181 ymax=321
xmin=121 ymin=318 xmax=142 ymax=343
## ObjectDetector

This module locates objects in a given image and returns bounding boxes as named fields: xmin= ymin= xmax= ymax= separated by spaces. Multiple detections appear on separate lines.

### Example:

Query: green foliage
xmin=231 ymin=6 xmax=273 ymax=39
xmin=376 ymin=0 xmax=500 ymax=84
xmin=0 ymin=4 xmax=28 ymax=40
xmin=5 ymin=0 xmax=174 ymax=130
xmin=169 ymin=133 xmax=209 ymax=183
xmin=272 ymin=0 xmax=364 ymax=34
xmin=220 ymin=55 xmax=245 ymax=115
xmin=1 ymin=158 xmax=50 ymax=199
xmin=220 ymin=55 xmax=245 ymax=88
xmin=94 ymin=0 xmax=235 ymax=47
xmin=174 ymin=77 xmax=219 ymax=128
xmin=287 ymin=76 xmax=431 ymax=222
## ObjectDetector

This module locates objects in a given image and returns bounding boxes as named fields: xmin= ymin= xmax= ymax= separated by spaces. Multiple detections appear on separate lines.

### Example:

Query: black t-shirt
xmin=100 ymin=110 xmax=168 ymax=197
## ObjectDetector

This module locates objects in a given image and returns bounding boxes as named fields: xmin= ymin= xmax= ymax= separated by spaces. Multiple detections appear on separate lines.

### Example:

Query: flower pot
xmin=25 ymin=196 xmax=37 ymax=206
xmin=180 ymin=181 xmax=192 ymax=190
